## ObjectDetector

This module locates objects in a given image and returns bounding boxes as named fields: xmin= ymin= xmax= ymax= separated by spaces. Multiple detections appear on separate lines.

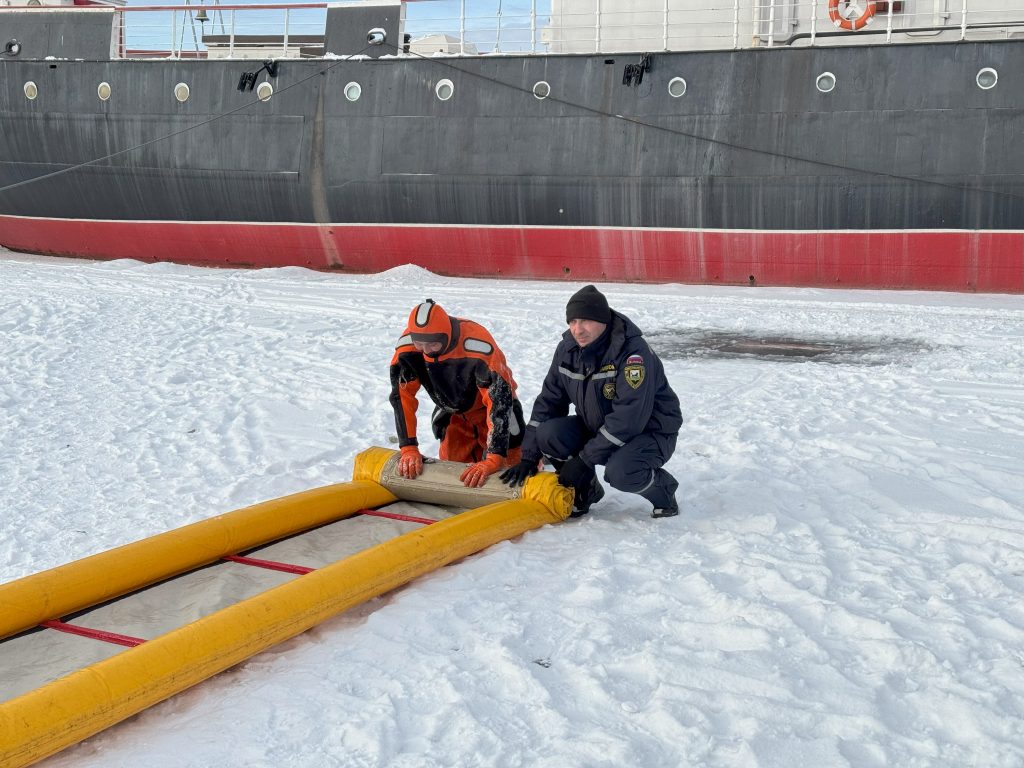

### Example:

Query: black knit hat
xmin=565 ymin=285 xmax=611 ymax=324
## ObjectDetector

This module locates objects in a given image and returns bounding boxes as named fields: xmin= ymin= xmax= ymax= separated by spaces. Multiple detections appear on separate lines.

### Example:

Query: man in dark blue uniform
xmin=501 ymin=285 xmax=682 ymax=518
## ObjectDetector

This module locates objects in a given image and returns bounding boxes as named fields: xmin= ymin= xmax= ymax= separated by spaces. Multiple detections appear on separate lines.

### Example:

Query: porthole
xmin=815 ymin=71 xmax=836 ymax=93
xmin=344 ymin=81 xmax=362 ymax=102
xmin=174 ymin=82 xmax=190 ymax=102
xmin=435 ymin=78 xmax=454 ymax=101
xmin=256 ymin=81 xmax=273 ymax=101
xmin=976 ymin=67 xmax=998 ymax=90
xmin=23 ymin=81 xmax=38 ymax=100
xmin=532 ymin=80 xmax=551 ymax=100
xmin=668 ymin=76 xmax=687 ymax=98
xmin=97 ymin=81 xmax=111 ymax=101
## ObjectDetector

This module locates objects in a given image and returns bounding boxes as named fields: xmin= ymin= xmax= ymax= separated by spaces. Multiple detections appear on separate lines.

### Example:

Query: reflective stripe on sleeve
xmin=599 ymin=425 xmax=626 ymax=446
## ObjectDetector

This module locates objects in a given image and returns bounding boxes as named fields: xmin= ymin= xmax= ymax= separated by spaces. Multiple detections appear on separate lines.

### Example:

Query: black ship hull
xmin=1 ymin=38 xmax=1022 ymax=290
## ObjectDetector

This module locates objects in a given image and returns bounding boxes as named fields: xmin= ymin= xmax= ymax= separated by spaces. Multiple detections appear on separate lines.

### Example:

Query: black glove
xmin=556 ymin=455 xmax=594 ymax=491
xmin=499 ymin=459 xmax=539 ymax=487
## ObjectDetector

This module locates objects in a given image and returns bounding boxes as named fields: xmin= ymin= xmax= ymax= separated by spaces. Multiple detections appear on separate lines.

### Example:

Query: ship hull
xmin=2 ymin=215 xmax=1019 ymax=291
xmin=1 ymin=39 xmax=1023 ymax=291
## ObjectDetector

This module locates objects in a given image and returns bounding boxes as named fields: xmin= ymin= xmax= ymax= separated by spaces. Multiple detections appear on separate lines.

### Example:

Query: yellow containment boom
xmin=0 ymin=447 xmax=572 ymax=768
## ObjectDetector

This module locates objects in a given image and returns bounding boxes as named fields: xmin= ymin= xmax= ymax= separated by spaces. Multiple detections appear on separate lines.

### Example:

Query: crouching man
xmin=500 ymin=285 xmax=682 ymax=518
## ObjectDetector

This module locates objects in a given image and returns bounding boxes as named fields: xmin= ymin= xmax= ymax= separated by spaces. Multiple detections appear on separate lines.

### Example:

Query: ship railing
xmin=17 ymin=0 xmax=1018 ymax=60
xmin=398 ymin=0 xmax=1024 ymax=53
xmin=527 ymin=1 xmax=1024 ymax=52
xmin=113 ymin=3 xmax=329 ymax=59
xmin=751 ymin=0 xmax=1024 ymax=48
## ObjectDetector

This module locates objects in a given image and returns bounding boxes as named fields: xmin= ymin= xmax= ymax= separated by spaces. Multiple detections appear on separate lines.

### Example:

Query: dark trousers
xmin=535 ymin=416 xmax=679 ymax=509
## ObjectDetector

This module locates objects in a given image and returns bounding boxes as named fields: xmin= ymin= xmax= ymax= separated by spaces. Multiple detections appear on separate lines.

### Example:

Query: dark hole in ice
xmin=647 ymin=330 xmax=931 ymax=365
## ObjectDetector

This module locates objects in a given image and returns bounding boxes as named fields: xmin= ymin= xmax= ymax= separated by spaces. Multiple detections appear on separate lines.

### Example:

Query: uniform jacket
xmin=522 ymin=310 xmax=682 ymax=466
xmin=389 ymin=315 xmax=521 ymax=457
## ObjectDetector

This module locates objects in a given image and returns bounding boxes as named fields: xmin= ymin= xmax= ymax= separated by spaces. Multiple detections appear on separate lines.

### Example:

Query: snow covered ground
xmin=2 ymin=251 xmax=1023 ymax=767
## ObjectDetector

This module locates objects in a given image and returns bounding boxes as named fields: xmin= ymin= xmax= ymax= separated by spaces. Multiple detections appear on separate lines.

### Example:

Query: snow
xmin=2 ymin=250 xmax=1024 ymax=767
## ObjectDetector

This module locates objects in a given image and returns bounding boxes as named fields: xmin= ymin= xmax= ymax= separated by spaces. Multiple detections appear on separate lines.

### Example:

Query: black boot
xmin=640 ymin=468 xmax=679 ymax=519
xmin=651 ymin=499 xmax=679 ymax=518
xmin=570 ymin=475 xmax=605 ymax=518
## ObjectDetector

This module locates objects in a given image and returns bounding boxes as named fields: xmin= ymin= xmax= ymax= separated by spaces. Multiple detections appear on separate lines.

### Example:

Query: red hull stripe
xmin=358 ymin=508 xmax=437 ymax=525
xmin=222 ymin=554 xmax=315 ymax=575
xmin=40 ymin=619 xmax=146 ymax=648
xmin=1 ymin=216 xmax=1021 ymax=293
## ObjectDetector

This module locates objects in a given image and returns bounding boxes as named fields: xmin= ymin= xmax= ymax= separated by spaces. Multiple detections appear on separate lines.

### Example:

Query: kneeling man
xmin=501 ymin=285 xmax=682 ymax=518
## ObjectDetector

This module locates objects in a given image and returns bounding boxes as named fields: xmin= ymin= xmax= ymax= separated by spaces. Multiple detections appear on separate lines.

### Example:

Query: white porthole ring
xmin=97 ymin=81 xmax=111 ymax=101
xmin=256 ymin=81 xmax=273 ymax=101
xmin=174 ymin=82 xmax=190 ymax=102
xmin=668 ymin=77 xmax=687 ymax=98
xmin=435 ymin=78 xmax=454 ymax=101
xmin=24 ymin=81 xmax=38 ymax=100
xmin=533 ymin=80 xmax=551 ymax=100
xmin=976 ymin=67 xmax=998 ymax=90
xmin=816 ymin=71 xmax=836 ymax=93
xmin=344 ymin=81 xmax=361 ymax=102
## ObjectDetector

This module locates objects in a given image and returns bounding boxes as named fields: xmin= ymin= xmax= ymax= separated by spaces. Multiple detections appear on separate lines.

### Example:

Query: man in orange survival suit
xmin=389 ymin=299 xmax=526 ymax=488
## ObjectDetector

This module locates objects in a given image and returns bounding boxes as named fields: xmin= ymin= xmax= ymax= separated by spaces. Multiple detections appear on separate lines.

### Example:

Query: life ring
xmin=828 ymin=0 xmax=876 ymax=30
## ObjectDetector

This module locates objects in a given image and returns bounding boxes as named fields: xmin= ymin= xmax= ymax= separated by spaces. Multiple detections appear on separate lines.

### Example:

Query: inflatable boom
xmin=0 ymin=447 xmax=572 ymax=768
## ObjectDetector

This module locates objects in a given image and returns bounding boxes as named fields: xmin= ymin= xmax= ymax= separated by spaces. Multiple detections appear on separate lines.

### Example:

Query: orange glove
xmin=398 ymin=446 xmax=424 ymax=479
xmin=460 ymin=454 xmax=505 ymax=488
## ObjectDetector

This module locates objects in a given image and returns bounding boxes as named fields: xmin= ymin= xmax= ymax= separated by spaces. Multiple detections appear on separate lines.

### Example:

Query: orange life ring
xmin=828 ymin=0 xmax=876 ymax=30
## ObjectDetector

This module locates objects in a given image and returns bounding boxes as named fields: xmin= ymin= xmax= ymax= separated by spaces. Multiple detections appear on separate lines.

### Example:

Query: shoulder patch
xmin=600 ymin=363 xmax=616 ymax=372
xmin=463 ymin=337 xmax=494 ymax=355
xmin=623 ymin=355 xmax=645 ymax=389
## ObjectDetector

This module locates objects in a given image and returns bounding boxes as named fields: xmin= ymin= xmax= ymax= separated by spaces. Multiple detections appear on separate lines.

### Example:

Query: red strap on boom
xmin=358 ymin=508 xmax=437 ymax=525
xmin=222 ymin=554 xmax=315 ymax=575
xmin=40 ymin=619 xmax=146 ymax=648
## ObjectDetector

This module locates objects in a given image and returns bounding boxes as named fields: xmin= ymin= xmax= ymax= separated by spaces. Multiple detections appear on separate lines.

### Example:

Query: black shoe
xmin=570 ymin=476 xmax=605 ymax=518
xmin=651 ymin=499 xmax=679 ymax=518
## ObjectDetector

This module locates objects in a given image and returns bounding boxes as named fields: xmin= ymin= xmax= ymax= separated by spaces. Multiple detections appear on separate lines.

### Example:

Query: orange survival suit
xmin=389 ymin=300 xmax=525 ymax=465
